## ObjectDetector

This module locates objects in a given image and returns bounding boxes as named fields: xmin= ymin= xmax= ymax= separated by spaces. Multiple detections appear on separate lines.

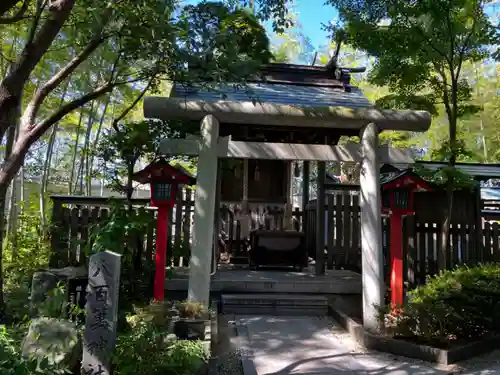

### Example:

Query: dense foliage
xmin=383 ymin=264 xmax=500 ymax=346
xmin=88 ymin=202 xmax=155 ymax=307
xmin=113 ymin=303 xmax=208 ymax=375
xmin=0 ymin=326 xmax=46 ymax=375
xmin=3 ymin=194 xmax=51 ymax=322
xmin=0 ymin=0 xmax=284 ymax=311
xmin=114 ymin=327 xmax=207 ymax=375
xmin=327 ymin=0 xmax=499 ymax=267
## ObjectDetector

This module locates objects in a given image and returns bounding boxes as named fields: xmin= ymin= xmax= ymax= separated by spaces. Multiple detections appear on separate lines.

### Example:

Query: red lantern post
xmin=133 ymin=159 xmax=195 ymax=301
xmin=381 ymin=171 xmax=433 ymax=308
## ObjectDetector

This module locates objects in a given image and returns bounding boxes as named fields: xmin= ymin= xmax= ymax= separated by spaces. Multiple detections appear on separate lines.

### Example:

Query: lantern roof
xmin=322 ymin=166 xmax=435 ymax=191
xmin=380 ymin=169 xmax=434 ymax=190
xmin=132 ymin=158 xmax=196 ymax=185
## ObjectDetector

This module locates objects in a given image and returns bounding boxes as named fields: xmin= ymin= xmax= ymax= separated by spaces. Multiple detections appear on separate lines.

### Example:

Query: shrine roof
xmin=172 ymin=82 xmax=373 ymax=110
xmin=144 ymin=63 xmax=431 ymax=133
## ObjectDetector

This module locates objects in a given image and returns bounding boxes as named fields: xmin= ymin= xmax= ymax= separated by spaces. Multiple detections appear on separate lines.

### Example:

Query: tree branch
xmin=455 ymin=21 xmax=477 ymax=82
xmin=29 ymin=82 xmax=115 ymax=141
xmin=25 ymin=0 xmax=49 ymax=54
xmin=445 ymin=1 xmax=455 ymax=65
xmin=21 ymin=37 xmax=105 ymax=128
xmin=0 ymin=0 xmax=23 ymax=18
xmin=402 ymin=11 xmax=452 ymax=66
xmin=0 ymin=0 xmax=29 ymax=24
xmin=0 ymin=0 xmax=76 ymax=143
xmin=112 ymin=73 xmax=157 ymax=131
xmin=19 ymin=1 xmax=115 ymax=133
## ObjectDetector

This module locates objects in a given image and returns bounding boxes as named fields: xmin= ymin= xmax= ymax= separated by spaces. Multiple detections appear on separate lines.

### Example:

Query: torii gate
xmin=143 ymin=95 xmax=431 ymax=331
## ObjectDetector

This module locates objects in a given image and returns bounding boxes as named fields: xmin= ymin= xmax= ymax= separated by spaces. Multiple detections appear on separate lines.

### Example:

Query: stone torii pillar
xmin=188 ymin=114 xmax=220 ymax=306
xmin=360 ymin=122 xmax=384 ymax=332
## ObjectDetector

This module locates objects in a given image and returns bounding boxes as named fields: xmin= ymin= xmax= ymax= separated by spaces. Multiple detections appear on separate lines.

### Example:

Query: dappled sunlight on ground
xmin=232 ymin=315 xmax=500 ymax=375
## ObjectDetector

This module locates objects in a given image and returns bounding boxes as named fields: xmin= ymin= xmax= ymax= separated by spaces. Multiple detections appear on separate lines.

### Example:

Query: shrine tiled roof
xmin=172 ymin=82 xmax=373 ymax=109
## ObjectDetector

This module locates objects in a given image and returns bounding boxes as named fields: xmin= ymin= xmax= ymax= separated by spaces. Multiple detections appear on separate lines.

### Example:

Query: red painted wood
xmin=390 ymin=212 xmax=404 ymax=308
xmin=154 ymin=207 xmax=169 ymax=301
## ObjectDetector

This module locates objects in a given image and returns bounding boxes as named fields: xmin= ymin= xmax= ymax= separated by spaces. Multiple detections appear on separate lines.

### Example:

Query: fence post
xmin=404 ymin=215 xmax=417 ymax=290
xmin=326 ymin=195 xmax=335 ymax=269
xmin=475 ymin=187 xmax=484 ymax=264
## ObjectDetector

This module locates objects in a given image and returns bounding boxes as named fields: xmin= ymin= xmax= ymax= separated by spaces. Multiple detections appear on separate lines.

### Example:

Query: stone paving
xmin=167 ymin=266 xmax=361 ymax=294
xmin=233 ymin=315 xmax=500 ymax=375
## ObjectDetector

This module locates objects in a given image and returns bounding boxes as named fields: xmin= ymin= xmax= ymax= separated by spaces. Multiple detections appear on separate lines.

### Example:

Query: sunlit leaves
xmin=328 ymin=0 xmax=496 ymax=164
xmin=226 ymin=0 xmax=293 ymax=33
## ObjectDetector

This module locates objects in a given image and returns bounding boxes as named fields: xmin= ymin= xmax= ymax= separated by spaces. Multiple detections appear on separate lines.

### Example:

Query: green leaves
xmin=375 ymin=93 xmax=439 ymax=115
xmin=173 ymin=1 xmax=272 ymax=85
xmin=226 ymin=0 xmax=293 ymax=33
xmin=391 ymin=264 xmax=500 ymax=342
xmin=97 ymin=119 xmax=183 ymax=196
xmin=113 ymin=320 xmax=207 ymax=375
xmin=329 ymin=0 xmax=497 ymax=165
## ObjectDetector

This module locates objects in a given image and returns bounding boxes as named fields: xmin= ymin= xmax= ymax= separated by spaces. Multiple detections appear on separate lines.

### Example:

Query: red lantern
xmin=381 ymin=170 xmax=433 ymax=308
xmin=133 ymin=158 xmax=195 ymax=301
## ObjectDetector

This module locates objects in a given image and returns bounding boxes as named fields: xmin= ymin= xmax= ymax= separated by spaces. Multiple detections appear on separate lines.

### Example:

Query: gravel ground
xmin=211 ymin=314 xmax=244 ymax=375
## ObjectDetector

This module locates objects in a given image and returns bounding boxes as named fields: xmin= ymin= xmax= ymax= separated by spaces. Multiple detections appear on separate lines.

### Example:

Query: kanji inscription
xmin=81 ymin=251 xmax=121 ymax=375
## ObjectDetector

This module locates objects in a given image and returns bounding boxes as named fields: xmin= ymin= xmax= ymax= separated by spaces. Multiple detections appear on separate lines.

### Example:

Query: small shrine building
xmin=143 ymin=62 xmax=431 ymax=330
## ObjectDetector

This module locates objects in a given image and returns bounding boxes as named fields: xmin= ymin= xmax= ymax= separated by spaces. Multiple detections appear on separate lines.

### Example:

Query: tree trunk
xmin=19 ymin=165 xmax=24 ymax=202
xmin=440 ymin=110 xmax=458 ymax=271
xmin=0 ymin=0 xmax=76 ymax=143
xmin=126 ymin=162 xmax=134 ymax=211
xmin=4 ymin=122 xmax=16 ymax=244
xmin=2 ymin=40 xmax=19 ymax=244
xmin=0 ymin=183 xmax=9 ymax=319
xmin=40 ymin=124 xmax=57 ymax=227
xmin=88 ymin=96 xmax=112 ymax=194
xmin=4 ymin=118 xmax=16 ymax=206
xmin=78 ymin=102 xmax=95 ymax=195
xmin=40 ymin=81 xmax=69 ymax=226
xmin=0 ymin=95 xmax=21 ymax=315
xmin=69 ymin=109 xmax=84 ymax=194
xmin=3 ymin=92 xmax=20 ymax=264
xmin=7 ymin=175 xmax=19 ymax=251
xmin=475 ymin=65 xmax=488 ymax=161
xmin=83 ymin=101 xmax=96 ymax=196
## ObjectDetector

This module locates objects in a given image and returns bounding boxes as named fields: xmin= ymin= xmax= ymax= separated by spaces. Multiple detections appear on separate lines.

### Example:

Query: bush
xmin=127 ymin=301 xmax=177 ymax=329
xmin=113 ymin=317 xmax=208 ymax=375
xmin=384 ymin=264 xmax=500 ymax=345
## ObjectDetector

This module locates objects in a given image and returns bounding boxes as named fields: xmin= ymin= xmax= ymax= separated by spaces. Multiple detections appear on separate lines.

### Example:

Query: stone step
xmin=229 ymin=256 xmax=249 ymax=265
xmin=221 ymin=294 xmax=328 ymax=316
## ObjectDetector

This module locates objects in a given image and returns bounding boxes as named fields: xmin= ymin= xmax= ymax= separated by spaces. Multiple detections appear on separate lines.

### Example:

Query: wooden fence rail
xmin=49 ymin=194 xmax=300 ymax=268
xmin=307 ymin=193 xmax=500 ymax=286
xmin=50 ymin=192 xmax=500 ymax=288
xmin=49 ymin=194 xmax=194 ymax=268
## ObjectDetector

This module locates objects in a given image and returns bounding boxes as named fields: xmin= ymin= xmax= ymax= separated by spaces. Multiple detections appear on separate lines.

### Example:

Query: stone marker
xmin=81 ymin=251 xmax=121 ymax=375
xmin=29 ymin=266 xmax=87 ymax=317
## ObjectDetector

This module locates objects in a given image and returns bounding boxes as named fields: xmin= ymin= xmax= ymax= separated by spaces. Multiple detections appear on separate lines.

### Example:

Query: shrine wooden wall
xmin=220 ymin=159 xmax=288 ymax=203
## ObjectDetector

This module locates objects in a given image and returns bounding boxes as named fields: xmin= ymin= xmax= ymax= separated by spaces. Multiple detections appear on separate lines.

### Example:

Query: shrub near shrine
xmin=381 ymin=264 xmax=500 ymax=347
